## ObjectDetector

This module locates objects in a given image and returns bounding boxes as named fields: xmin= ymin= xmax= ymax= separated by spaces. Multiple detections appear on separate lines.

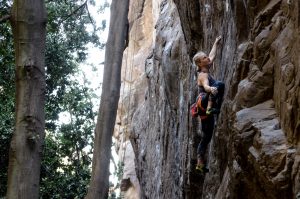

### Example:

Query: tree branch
xmin=60 ymin=0 xmax=87 ymax=23
xmin=0 ymin=15 xmax=10 ymax=23
xmin=85 ymin=3 xmax=96 ymax=30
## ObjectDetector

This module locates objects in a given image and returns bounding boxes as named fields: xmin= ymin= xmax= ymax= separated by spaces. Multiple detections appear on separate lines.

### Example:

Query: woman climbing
xmin=192 ymin=36 xmax=225 ymax=173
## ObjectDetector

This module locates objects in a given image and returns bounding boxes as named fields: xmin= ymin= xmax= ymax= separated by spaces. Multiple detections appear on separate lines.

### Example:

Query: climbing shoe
xmin=206 ymin=108 xmax=220 ymax=115
xmin=195 ymin=164 xmax=209 ymax=174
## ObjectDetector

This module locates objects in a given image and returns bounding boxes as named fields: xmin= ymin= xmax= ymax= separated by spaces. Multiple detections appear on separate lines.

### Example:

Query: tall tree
xmin=85 ymin=0 xmax=129 ymax=198
xmin=6 ymin=0 xmax=47 ymax=198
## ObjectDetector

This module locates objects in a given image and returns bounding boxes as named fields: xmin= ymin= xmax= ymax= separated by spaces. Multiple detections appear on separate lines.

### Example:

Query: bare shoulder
xmin=197 ymin=72 xmax=208 ymax=85
xmin=198 ymin=72 xmax=208 ymax=80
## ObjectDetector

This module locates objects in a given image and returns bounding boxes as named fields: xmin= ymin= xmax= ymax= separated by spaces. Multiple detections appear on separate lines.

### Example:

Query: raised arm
xmin=209 ymin=36 xmax=222 ymax=62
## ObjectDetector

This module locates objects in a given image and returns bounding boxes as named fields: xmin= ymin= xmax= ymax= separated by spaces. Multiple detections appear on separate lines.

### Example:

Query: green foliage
xmin=45 ymin=0 xmax=105 ymax=130
xmin=0 ymin=0 xmax=109 ymax=197
xmin=115 ymin=162 xmax=124 ymax=183
xmin=40 ymin=80 xmax=96 ymax=199
xmin=0 ymin=1 xmax=14 ymax=195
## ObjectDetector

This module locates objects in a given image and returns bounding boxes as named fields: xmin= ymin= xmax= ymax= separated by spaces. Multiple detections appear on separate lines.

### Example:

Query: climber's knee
xmin=214 ymin=81 xmax=225 ymax=90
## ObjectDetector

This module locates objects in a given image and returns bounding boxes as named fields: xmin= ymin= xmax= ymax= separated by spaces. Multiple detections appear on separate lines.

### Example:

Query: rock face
xmin=115 ymin=0 xmax=300 ymax=198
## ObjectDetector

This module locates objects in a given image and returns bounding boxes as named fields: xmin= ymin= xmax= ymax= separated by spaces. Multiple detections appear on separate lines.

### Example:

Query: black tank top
xmin=198 ymin=72 xmax=216 ymax=93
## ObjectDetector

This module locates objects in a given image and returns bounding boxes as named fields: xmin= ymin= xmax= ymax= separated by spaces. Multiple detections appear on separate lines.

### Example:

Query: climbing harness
xmin=190 ymin=93 xmax=208 ymax=120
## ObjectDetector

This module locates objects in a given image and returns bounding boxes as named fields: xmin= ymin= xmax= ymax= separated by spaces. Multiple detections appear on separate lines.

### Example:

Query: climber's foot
xmin=206 ymin=108 xmax=220 ymax=115
xmin=195 ymin=163 xmax=209 ymax=174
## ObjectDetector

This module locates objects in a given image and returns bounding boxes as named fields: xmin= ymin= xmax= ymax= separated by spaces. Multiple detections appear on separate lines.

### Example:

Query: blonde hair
xmin=193 ymin=51 xmax=207 ymax=66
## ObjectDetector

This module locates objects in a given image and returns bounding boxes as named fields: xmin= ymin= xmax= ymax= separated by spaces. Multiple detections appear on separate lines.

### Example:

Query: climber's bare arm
xmin=209 ymin=36 xmax=222 ymax=62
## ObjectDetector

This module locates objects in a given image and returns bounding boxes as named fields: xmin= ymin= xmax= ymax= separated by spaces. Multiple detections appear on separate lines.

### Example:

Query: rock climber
xmin=192 ymin=36 xmax=225 ymax=173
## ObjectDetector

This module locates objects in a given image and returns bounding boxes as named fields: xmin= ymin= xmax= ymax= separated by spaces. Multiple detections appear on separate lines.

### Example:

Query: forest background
xmin=0 ymin=0 xmax=120 ymax=198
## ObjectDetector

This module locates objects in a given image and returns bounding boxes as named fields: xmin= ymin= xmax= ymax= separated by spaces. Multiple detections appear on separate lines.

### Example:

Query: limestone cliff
xmin=114 ymin=0 xmax=300 ymax=198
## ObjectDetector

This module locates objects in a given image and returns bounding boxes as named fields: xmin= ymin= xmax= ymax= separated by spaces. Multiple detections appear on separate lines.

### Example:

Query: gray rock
xmin=115 ymin=0 xmax=300 ymax=198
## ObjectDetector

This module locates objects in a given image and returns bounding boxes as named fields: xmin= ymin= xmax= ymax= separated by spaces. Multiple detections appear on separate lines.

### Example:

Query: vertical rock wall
xmin=114 ymin=0 xmax=162 ymax=198
xmin=131 ymin=1 xmax=192 ymax=198
xmin=115 ymin=0 xmax=300 ymax=198
xmin=189 ymin=1 xmax=300 ymax=199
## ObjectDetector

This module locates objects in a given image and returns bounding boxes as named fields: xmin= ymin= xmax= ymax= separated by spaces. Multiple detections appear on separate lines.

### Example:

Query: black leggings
xmin=197 ymin=81 xmax=224 ymax=159
xmin=197 ymin=116 xmax=215 ymax=159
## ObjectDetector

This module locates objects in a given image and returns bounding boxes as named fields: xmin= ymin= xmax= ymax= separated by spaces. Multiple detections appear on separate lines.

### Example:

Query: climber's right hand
xmin=210 ymin=87 xmax=218 ymax=95
xmin=215 ymin=36 xmax=222 ymax=44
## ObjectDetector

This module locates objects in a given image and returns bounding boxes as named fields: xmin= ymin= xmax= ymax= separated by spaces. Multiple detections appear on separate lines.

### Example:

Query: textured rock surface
xmin=114 ymin=0 xmax=161 ymax=198
xmin=115 ymin=0 xmax=300 ymax=198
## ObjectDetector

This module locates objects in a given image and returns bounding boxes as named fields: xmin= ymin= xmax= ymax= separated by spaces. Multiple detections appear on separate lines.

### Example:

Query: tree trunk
xmin=6 ymin=1 xmax=47 ymax=198
xmin=85 ymin=0 xmax=129 ymax=198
